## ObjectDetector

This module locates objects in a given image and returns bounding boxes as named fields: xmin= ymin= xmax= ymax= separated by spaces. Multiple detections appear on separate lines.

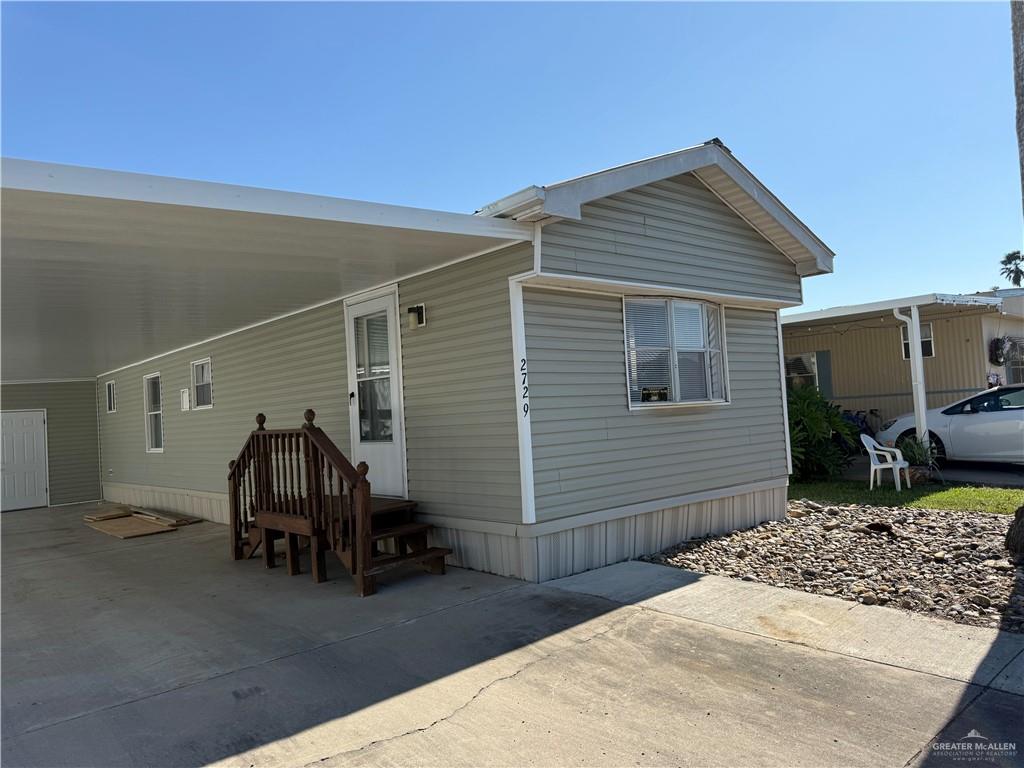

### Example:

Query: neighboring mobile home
xmin=1 ymin=140 xmax=834 ymax=581
xmin=781 ymin=290 xmax=1024 ymax=430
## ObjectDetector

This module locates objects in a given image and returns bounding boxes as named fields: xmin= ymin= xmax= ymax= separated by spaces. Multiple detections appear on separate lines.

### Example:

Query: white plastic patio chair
xmin=860 ymin=434 xmax=911 ymax=491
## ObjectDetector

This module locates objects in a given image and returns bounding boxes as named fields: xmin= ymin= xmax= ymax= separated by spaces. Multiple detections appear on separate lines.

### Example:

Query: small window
xmin=901 ymin=322 xmax=934 ymax=359
xmin=191 ymin=358 xmax=214 ymax=409
xmin=784 ymin=353 xmax=818 ymax=391
xmin=143 ymin=373 xmax=163 ymax=452
xmin=1000 ymin=387 xmax=1024 ymax=409
xmin=624 ymin=298 xmax=727 ymax=406
xmin=105 ymin=381 xmax=117 ymax=413
xmin=1007 ymin=340 xmax=1023 ymax=385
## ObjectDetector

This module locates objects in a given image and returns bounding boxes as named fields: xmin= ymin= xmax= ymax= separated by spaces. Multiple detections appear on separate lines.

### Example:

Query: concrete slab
xmin=2 ymin=503 xmax=519 ymax=739
xmin=549 ymin=562 xmax=1024 ymax=689
xmin=319 ymin=602 xmax=974 ymax=768
xmin=843 ymin=455 xmax=1024 ymax=488
xmin=4 ymin=504 xmax=1021 ymax=768
xmin=908 ymin=689 xmax=1024 ymax=768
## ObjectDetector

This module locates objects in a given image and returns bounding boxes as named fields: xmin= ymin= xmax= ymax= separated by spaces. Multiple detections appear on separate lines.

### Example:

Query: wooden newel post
xmin=228 ymin=460 xmax=242 ymax=560
xmin=354 ymin=461 xmax=376 ymax=596
xmin=254 ymin=413 xmax=268 ymax=510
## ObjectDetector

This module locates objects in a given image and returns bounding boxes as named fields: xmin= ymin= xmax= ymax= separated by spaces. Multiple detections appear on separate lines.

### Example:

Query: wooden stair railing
xmin=228 ymin=409 xmax=448 ymax=596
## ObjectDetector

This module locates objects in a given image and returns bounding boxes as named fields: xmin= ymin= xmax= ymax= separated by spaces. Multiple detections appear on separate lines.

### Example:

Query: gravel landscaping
xmin=644 ymin=499 xmax=1024 ymax=633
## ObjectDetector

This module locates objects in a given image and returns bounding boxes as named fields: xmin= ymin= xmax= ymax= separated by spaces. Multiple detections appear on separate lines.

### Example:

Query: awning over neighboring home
xmin=1 ymin=159 xmax=534 ymax=380
xmin=782 ymin=292 xmax=1007 ymax=445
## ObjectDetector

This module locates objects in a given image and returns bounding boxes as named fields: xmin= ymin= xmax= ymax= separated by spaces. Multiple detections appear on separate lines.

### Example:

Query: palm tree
xmin=1002 ymin=250 xmax=1024 ymax=286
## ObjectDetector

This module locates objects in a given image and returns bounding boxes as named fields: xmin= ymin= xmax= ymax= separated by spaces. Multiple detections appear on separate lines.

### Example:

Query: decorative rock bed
xmin=644 ymin=499 xmax=1024 ymax=633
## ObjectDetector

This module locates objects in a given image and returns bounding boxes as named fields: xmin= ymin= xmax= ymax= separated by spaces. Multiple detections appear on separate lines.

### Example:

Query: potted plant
xmin=896 ymin=435 xmax=942 ymax=484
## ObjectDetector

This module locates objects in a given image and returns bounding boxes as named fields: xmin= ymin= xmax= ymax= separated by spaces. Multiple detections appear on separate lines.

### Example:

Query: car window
xmin=998 ymin=388 xmax=1024 ymax=409
xmin=965 ymin=392 xmax=1001 ymax=413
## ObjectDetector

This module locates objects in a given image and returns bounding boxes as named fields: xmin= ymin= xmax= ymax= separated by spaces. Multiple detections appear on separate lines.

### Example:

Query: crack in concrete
xmin=900 ymin=643 xmax=1024 ymax=768
xmin=307 ymin=608 xmax=640 ymax=765
xmin=2 ymin=582 xmax=526 ymax=741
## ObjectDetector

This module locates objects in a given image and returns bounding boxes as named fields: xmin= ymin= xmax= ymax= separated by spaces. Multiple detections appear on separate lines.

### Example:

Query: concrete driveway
xmin=843 ymin=455 xmax=1024 ymax=488
xmin=3 ymin=503 xmax=1022 ymax=767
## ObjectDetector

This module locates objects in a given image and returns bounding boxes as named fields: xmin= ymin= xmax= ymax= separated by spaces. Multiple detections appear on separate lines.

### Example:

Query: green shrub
xmin=896 ymin=434 xmax=939 ymax=468
xmin=787 ymin=386 xmax=857 ymax=481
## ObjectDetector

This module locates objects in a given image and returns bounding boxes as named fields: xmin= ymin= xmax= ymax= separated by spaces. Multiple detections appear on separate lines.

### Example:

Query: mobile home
xmin=1 ymin=140 xmax=834 ymax=585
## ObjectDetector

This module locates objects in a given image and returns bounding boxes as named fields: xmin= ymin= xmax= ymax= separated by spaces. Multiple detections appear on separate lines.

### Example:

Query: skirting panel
xmin=430 ymin=485 xmax=786 ymax=583
xmin=102 ymin=482 xmax=230 ymax=525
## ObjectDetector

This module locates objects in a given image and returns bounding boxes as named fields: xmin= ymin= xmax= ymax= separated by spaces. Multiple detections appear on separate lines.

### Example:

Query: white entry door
xmin=345 ymin=289 xmax=407 ymax=498
xmin=1 ymin=410 xmax=49 ymax=511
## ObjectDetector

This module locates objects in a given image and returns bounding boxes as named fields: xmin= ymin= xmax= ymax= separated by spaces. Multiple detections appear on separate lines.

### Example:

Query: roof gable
xmin=478 ymin=140 xmax=834 ymax=277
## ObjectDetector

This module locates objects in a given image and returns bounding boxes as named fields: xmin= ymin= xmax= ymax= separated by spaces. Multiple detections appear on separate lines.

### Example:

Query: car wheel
xmin=896 ymin=430 xmax=947 ymax=463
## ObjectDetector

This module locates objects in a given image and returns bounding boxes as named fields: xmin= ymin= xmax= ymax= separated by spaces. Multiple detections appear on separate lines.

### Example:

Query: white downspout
xmin=893 ymin=305 xmax=929 ymax=445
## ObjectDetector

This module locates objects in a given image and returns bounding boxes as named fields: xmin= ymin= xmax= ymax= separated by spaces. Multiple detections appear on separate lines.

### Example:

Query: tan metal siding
xmin=1 ymin=381 xmax=100 ymax=504
xmin=524 ymin=289 xmax=789 ymax=521
xmin=783 ymin=310 xmax=993 ymax=422
xmin=98 ymin=302 xmax=350 ymax=495
xmin=541 ymin=173 xmax=802 ymax=303
xmin=398 ymin=245 xmax=532 ymax=523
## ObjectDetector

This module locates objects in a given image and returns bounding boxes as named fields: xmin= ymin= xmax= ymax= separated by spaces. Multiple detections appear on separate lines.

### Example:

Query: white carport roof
xmin=781 ymin=292 xmax=1005 ymax=328
xmin=2 ymin=159 xmax=533 ymax=380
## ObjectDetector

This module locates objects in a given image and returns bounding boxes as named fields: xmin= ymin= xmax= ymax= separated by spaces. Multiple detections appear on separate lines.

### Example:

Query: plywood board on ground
xmin=88 ymin=517 xmax=178 ymax=539
xmin=129 ymin=507 xmax=203 ymax=527
xmin=83 ymin=507 xmax=133 ymax=523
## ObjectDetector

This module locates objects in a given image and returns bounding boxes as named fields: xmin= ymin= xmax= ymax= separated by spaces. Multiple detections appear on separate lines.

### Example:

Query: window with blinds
xmin=191 ymin=358 xmax=214 ymax=409
xmin=624 ymin=298 xmax=727 ymax=406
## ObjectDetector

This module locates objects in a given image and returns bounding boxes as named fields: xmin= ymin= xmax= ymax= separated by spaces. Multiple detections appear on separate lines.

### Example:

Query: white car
xmin=874 ymin=386 xmax=1024 ymax=464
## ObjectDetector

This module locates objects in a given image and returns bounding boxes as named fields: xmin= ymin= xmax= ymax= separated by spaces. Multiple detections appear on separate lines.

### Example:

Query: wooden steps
xmin=228 ymin=409 xmax=452 ymax=596
xmin=370 ymin=521 xmax=432 ymax=542
xmin=365 ymin=547 xmax=451 ymax=577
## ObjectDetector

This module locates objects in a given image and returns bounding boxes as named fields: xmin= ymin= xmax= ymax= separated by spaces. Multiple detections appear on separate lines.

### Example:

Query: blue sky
xmin=3 ymin=2 xmax=1020 ymax=312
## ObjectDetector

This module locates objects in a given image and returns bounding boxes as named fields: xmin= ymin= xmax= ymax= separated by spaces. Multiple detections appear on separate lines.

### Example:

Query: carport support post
xmin=893 ymin=305 xmax=929 ymax=446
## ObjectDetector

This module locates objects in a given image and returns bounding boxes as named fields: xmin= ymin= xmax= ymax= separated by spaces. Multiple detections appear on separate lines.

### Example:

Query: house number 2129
xmin=519 ymin=358 xmax=530 ymax=417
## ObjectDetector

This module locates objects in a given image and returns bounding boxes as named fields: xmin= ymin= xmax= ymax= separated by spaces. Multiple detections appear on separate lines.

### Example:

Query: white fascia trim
xmin=417 ymin=477 xmax=789 ymax=538
xmin=2 ymin=158 xmax=534 ymax=242
xmin=522 ymin=272 xmax=800 ymax=309
xmin=782 ymin=293 xmax=1003 ymax=326
xmin=509 ymin=271 xmax=539 ymax=525
xmin=94 ymin=239 xmax=530 ymax=378
xmin=776 ymin=311 xmax=793 ymax=475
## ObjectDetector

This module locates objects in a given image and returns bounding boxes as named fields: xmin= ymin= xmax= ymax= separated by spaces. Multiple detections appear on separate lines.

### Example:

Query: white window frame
xmin=1006 ymin=339 xmax=1024 ymax=386
xmin=105 ymin=380 xmax=117 ymax=413
xmin=784 ymin=353 xmax=818 ymax=391
xmin=143 ymin=372 xmax=164 ymax=453
xmin=622 ymin=296 xmax=730 ymax=410
xmin=901 ymin=322 xmax=934 ymax=359
xmin=190 ymin=357 xmax=214 ymax=410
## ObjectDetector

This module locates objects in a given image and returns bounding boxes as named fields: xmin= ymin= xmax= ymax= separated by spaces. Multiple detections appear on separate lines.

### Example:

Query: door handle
xmin=349 ymin=392 xmax=356 ymax=402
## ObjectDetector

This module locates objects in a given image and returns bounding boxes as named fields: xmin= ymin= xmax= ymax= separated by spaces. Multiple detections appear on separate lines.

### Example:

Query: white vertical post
xmin=893 ymin=306 xmax=929 ymax=445
xmin=776 ymin=311 xmax=793 ymax=475
xmin=509 ymin=276 xmax=536 ymax=524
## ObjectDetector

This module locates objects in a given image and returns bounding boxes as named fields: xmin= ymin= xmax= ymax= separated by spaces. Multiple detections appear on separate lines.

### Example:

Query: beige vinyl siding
xmin=541 ymin=173 xmax=802 ymax=303
xmin=398 ymin=245 xmax=532 ymax=523
xmin=524 ymin=289 xmax=788 ymax=521
xmin=98 ymin=302 xmax=350 ymax=495
xmin=783 ymin=309 xmax=994 ymax=422
xmin=1 ymin=381 xmax=100 ymax=504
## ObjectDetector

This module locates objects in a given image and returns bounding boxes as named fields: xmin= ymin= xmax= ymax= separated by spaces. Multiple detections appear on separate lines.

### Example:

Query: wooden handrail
xmin=227 ymin=409 xmax=374 ymax=593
